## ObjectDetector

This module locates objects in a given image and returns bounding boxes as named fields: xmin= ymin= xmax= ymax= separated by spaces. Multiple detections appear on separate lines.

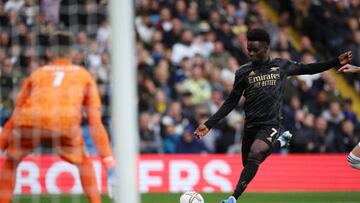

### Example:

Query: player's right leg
xmin=75 ymin=154 xmax=102 ymax=203
xmin=277 ymin=131 xmax=292 ymax=147
xmin=348 ymin=142 xmax=360 ymax=169
xmin=220 ymin=196 xmax=237 ymax=203
xmin=272 ymin=130 xmax=292 ymax=151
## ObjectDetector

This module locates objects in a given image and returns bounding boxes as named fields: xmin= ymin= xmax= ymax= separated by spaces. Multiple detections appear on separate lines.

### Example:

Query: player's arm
xmin=286 ymin=51 xmax=352 ymax=76
xmin=14 ymin=78 xmax=32 ymax=107
xmin=338 ymin=64 xmax=360 ymax=73
xmin=0 ymin=78 xmax=32 ymax=151
xmin=195 ymin=71 xmax=244 ymax=139
xmin=84 ymin=77 xmax=114 ymax=169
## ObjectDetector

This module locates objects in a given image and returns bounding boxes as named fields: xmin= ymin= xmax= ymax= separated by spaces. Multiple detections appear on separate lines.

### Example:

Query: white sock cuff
xmin=349 ymin=152 xmax=360 ymax=161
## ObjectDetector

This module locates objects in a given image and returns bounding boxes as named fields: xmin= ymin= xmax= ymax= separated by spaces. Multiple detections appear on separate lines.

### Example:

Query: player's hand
xmin=194 ymin=124 xmax=209 ymax=139
xmin=338 ymin=51 xmax=352 ymax=65
xmin=103 ymin=156 xmax=116 ymax=169
xmin=337 ymin=64 xmax=360 ymax=73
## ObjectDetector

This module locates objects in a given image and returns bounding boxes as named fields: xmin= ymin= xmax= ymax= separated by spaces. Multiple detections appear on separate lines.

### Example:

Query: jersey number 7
xmin=53 ymin=71 xmax=65 ymax=87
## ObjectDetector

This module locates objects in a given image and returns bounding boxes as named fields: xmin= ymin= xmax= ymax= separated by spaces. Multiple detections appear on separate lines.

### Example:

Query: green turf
xmin=12 ymin=192 xmax=360 ymax=203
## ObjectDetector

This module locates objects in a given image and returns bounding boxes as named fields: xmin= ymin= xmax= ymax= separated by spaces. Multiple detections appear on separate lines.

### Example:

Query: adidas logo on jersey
xmin=270 ymin=67 xmax=280 ymax=72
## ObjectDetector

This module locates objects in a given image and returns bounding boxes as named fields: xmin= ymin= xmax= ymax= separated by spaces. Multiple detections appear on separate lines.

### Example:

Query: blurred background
xmin=0 ymin=0 xmax=360 ymax=202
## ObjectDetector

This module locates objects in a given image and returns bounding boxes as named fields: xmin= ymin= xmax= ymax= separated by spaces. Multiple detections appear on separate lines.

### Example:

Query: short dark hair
xmin=247 ymin=28 xmax=270 ymax=45
xmin=50 ymin=31 xmax=74 ymax=57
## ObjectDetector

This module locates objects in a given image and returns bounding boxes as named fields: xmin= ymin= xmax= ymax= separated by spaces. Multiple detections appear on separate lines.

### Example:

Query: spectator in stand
xmin=282 ymin=96 xmax=302 ymax=133
xmin=208 ymin=41 xmax=231 ymax=70
xmin=153 ymin=59 xmax=172 ymax=99
xmin=152 ymin=89 xmax=168 ymax=114
xmin=87 ymin=41 xmax=102 ymax=70
xmin=176 ymin=125 xmax=209 ymax=153
xmin=0 ymin=32 xmax=11 ymax=50
xmin=299 ymin=36 xmax=315 ymax=54
xmin=4 ymin=0 xmax=24 ymax=13
xmin=297 ymin=79 xmax=313 ymax=110
xmin=221 ymin=56 xmax=239 ymax=83
xmin=75 ymin=31 xmax=89 ymax=53
xmin=321 ymin=101 xmax=345 ymax=131
xmin=351 ymin=30 xmax=360 ymax=66
xmin=273 ymin=28 xmax=299 ymax=60
xmin=208 ymin=66 xmax=223 ymax=90
xmin=180 ymin=91 xmax=196 ymax=124
xmin=162 ymin=18 xmax=183 ymax=48
xmin=181 ymin=65 xmax=211 ymax=105
xmin=313 ymin=116 xmax=337 ymax=153
xmin=139 ymin=112 xmax=162 ymax=154
xmin=171 ymin=30 xmax=200 ymax=65
xmin=298 ymin=52 xmax=321 ymax=88
xmin=173 ymin=0 xmax=187 ymax=21
xmin=342 ymin=98 xmax=357 ymax=124
xmin=183 ymin=5 xmax=202 ymax=35
xmin=309 ymin=90 xmax=329 ymax=117
xmin=156 ymin=7 xmax=173 ymax=33
xmin=290 ymin=113 xmax=317 ymax=153
xmin=172 ymin=57 xmax=192 ymax=93
xmin=41 ymin=0 xmax=61 ymax=24
xmin=135 ymin=12 xmax=155 ymax=44
xmin=324 ymin=76 xmax=343 ymax=102
xmin=21 ymin=0 xmax=39 ymax=28
xmin=166 ymin=101 xmax=187 ymax=135
xmin=162 ymin=116 xmax=181 ymax=154
xmin=96 ymin=20 xmax=111 ymax=53
xmin=151 ymin=42 xmax=165 ymax=65
xmin=335 ymin=119 xmax=359 ymax=153
xmin=229 ymin=29 xmax=248 ymax=64
xmin=0 ymin=58 xmax=20 ymax=100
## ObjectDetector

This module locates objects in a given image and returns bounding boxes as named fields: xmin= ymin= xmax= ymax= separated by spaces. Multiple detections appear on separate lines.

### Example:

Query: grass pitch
xmin=13 ymin=192 xmax=360 ymax=203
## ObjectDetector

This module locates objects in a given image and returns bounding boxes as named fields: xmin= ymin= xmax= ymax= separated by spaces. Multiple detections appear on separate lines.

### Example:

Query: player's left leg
xmin=233 ymin=139 xmax=270 ymax=198
xmin=221 ymin=126 xmax=278 ymax=203
xmin=0 ymin=127 xmax=38 ymax=203
xmin=0 ymin=157 xmax=20 ymax=203
xmin=58 ymin=133 xmax=102 ymax=203
xmin=348 ymin=142 xmax=360 ymax=169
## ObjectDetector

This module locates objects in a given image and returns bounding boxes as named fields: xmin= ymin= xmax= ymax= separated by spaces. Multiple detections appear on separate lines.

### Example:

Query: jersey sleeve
xmin=15 ymin=78 xmax=32 ymax=107
xmin=284 ymin=58 xmax=340 ymax=76
xmin=204 ymin=69 xmax=245 ymax=129
xmin=84 ymin=75 xmax=102 ymax=110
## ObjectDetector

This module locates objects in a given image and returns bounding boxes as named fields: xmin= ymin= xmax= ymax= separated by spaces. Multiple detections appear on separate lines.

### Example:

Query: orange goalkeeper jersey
xmin=12 ymin=59 xmax=102 ymax=133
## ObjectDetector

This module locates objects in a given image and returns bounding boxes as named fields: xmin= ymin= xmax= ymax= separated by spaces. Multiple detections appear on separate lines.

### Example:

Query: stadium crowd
xmin=268 ymin=0 xmax=360 ymax=93
xmin=0 ymin=0 xmax=359 ymax=154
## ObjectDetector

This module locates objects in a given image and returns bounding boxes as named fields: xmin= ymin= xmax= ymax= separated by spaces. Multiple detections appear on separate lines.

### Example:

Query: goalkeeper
xmin=0 ymin=32 xmax=114 ymax=203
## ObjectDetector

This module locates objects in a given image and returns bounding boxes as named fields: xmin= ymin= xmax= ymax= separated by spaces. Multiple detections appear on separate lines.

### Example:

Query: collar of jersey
xmin=250 ymin=57 xmax=272 ymax=68
xmin=52 ymin=58 xmax=72 ymax=66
